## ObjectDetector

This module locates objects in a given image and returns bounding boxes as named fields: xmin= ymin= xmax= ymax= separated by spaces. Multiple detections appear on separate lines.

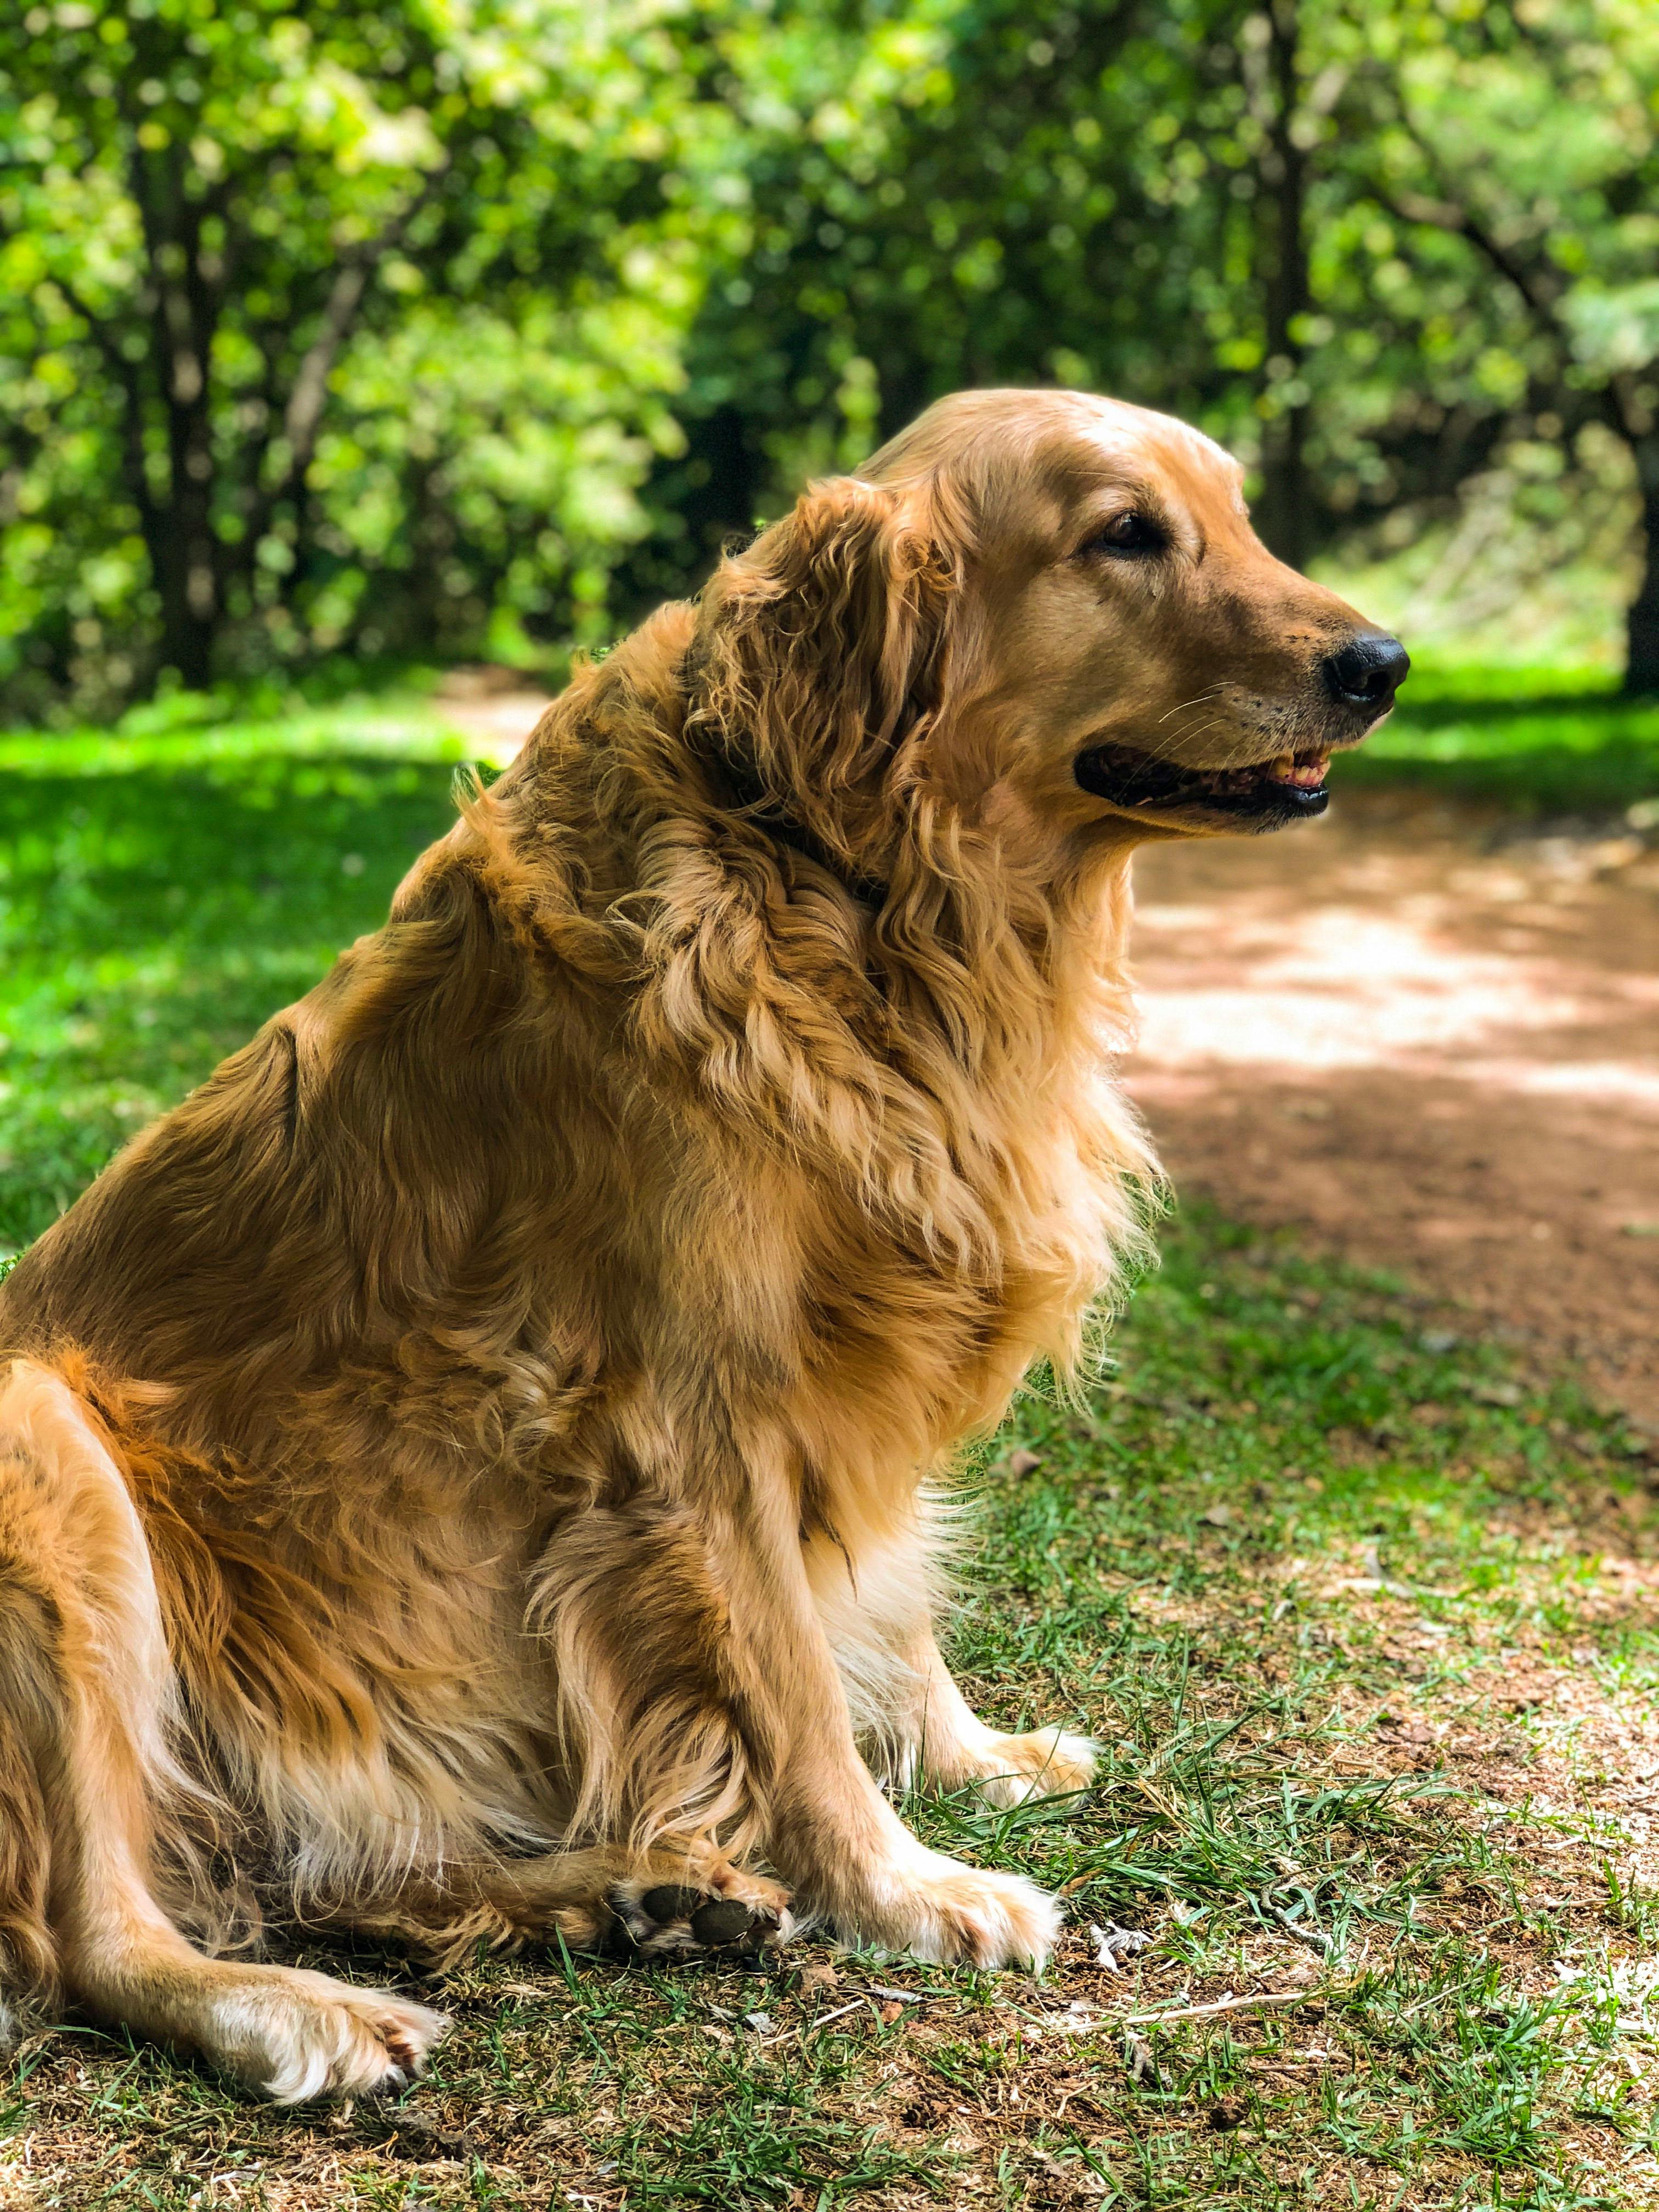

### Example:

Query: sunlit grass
xmin=1345 ymin=687 xmax=1659 ymax=813
xmin=0 ymin=749 xmax=460 ymax=1257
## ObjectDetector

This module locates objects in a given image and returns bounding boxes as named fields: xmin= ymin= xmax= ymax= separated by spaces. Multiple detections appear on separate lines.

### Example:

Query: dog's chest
xmin=788 ymin=1130 xmax=1119 ymax=1445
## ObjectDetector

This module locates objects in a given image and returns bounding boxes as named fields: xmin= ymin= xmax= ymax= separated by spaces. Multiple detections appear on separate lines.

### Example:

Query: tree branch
xmin=39 ymin=267 xmax=128 ymax=368
xmin=38 ymin=269 xmax=161 ymax=541
xmin=1363 ymin=101 xmax=1571 ymax=347
xmin=1364 ymin=145 xmax=1659 ymax=461
xmin=252 ymin=174 xmax=447 ymax=542
xmin=279 ymin=257 xmax=374 ymax=475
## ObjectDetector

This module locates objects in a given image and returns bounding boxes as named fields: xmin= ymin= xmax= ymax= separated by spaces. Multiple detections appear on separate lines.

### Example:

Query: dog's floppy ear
xmin=686 ymin=475 xmax=960 ymax=873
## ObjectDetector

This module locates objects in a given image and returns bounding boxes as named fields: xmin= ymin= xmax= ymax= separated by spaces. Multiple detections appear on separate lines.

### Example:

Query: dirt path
xmin=433 ymin=665 xmax=558 ymax=758
xmin=1127 ymin=791 xmax=1659 ymax=1425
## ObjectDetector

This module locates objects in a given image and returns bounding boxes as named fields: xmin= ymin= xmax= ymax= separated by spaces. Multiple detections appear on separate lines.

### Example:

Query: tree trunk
xmin=128 ymin=133 xmax=224 ymax=692
xmin=150 ymin=334 xmax=220 ymax=690
xmin=1624 ymin=432 xmax=1659 ymax=696
xmin=153 ymin=518 xmax=218 ymax=692
xmin=1251 ymin=0 xmax=1312 ymax=572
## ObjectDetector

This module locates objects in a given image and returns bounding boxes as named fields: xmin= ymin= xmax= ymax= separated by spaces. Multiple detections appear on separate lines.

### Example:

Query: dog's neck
xmin=704 ymin=743 xmax=891 ymax=910
xmin=673 ymin=655 xmax=890 ymax=908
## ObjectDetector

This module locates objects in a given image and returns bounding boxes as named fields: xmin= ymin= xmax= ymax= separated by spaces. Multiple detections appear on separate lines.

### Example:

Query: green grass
xmin=1341 ymin=680 xmax=1659 ymax=815
xmin=0 ymin=746 xmax=463 ymax=1259
xmin=3 ymin=716 xmax=1659 ymax=2208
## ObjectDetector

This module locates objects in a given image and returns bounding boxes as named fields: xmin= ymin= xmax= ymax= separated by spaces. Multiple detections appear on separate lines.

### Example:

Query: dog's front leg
xmin=805 ymin=1523 xmax=1098 ymax=1809
xmin=712 ymin=1492 xmax=1062 ymax=1970
xmin=904 ymin=1623 xmax=1100 ymax=1809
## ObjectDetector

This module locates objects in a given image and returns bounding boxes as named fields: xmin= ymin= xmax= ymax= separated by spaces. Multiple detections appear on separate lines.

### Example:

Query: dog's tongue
xmin=1265 ymin=748 xmax=1330 ymax=791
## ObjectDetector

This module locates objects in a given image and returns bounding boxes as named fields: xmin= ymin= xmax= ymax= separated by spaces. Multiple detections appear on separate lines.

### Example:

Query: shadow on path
xmin=1128 ymin=789 xmax=1659 ymax=1424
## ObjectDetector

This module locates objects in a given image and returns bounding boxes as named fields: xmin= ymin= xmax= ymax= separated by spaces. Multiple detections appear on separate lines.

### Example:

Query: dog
xmin=0 ymin=388 xmax=1406 ymax=2100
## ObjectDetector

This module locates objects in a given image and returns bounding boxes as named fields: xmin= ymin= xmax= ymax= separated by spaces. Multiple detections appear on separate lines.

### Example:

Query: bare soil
xmin=1128 ymin=789 xmax=1659 ymax=1426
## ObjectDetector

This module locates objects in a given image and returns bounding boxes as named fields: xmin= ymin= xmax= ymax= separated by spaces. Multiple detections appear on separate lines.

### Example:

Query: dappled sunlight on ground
xmin=1129 ymin=790 xmax=1659 ymax=1424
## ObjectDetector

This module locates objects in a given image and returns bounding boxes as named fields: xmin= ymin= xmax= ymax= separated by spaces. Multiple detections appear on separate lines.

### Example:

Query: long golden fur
xmin=0 ymin=388 xmax=1402 ymax=2099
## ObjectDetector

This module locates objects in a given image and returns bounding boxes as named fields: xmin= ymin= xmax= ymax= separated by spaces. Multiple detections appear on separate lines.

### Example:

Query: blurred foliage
xmin=0 ymin=0 xmax=736 ymax=709
xmin=2 ymin=0 xmax=1657 ymax=714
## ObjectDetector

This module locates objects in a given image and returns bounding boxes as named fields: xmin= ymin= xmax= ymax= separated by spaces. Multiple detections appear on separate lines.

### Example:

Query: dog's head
xmin=687 ymin=387 xmax=1406 ymax=877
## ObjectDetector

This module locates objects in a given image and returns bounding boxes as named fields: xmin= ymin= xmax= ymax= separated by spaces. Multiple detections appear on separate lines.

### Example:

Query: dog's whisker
xmin=1155 ymin=685 xmax=1228 ymax=727
xmin=1137 ymin=710 xmax=1232 ymax=764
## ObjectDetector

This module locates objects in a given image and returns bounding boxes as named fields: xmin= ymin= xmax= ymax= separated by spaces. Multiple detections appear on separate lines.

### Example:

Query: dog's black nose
xmin=1322 ymin=633 xmax=1410 ymax=709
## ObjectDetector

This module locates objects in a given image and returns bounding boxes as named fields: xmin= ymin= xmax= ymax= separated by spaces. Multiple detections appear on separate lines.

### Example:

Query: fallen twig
xmin=1024 ymin=1984 xmax=1330 ymax=2042
xmin=1123 ymin=1987 xmax=1326 ymax=2028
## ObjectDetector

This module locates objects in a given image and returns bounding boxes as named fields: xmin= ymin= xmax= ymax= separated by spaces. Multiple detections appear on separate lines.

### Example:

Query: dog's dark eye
xmin=1082 ymin=512 xmax=1163 ymax=558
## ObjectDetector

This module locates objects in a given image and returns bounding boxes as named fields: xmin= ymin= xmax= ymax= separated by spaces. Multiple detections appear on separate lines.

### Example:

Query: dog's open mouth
xmin=1074 ymin=742 xmax=1336 ymax=824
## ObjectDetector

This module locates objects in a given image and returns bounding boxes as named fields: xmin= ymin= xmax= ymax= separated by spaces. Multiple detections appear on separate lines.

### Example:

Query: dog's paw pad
xmin=608 ymin=1878 xmax=791 ymax=1961
xmin=691 ymin=1898 xmax=760 ymax=1946
xmin=639 ymin=1884 xmax=703 ymax=1923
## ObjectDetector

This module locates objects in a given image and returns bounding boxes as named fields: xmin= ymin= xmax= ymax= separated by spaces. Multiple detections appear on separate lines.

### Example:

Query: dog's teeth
xmin=1265 ymin=748 xmax=1331 ymax=791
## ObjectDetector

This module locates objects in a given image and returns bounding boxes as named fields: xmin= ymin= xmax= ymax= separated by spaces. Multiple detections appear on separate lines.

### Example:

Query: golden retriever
xmin=0 ymin=388 xmax=1406 ymax=2099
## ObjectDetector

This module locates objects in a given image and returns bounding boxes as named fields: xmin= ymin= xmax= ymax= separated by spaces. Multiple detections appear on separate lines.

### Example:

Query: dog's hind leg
xmin=365 ymin=1841 xmax=793 ymax=1971
xmin=0 ymin=1359 xmax=445 ymax=2101
xmin=493 ymin=1840 xmax=792 ymax=1960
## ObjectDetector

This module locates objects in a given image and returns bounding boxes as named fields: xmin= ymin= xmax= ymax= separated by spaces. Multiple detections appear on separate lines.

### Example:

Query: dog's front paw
xmin=970 ymin=1725 xmax=1099 ymax=1809
xmin=846 ymin=1852 xmax=1061 ymax=1970
xmin=204 ymin=1967 xmax=448 ymax=2103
